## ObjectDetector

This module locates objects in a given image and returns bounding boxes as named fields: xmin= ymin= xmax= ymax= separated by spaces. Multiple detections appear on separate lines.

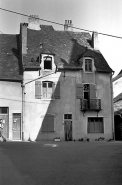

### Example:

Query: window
xmin=76 ymin=83 xmax=96 ymax=99
xmin=88 ymin=117 xmax=104 ymax=133
xmin=41 ymin=114 xmax=55 ymax=132
xmin=64 ymin=114 xmax=72 ymax=120
xmin=0 ymin=107 xmax=8 ymax=114
xmin=85 ymin=59 xmax=93 ymax=72
xmin=35 ymin=81 xmax=60 ymax=99
xmin=42 ymin=81 xmax=53 ymax=98
xmin=44 ymin=56 xmax=52 ymax=70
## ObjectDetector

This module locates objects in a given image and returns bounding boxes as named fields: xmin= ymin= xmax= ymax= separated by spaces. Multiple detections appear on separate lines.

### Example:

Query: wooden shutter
xmin=76 ymin=84 xmax=83 ymax=99
xmin=41 ymin=115 xmax=54 ymax=132
xmin=35 ymin=81 xmax=41 ymax=99
xmin=89 ymin=84 xmax=96 ymax=99
xmin=54 ymin=82 xmax=60 ymax=99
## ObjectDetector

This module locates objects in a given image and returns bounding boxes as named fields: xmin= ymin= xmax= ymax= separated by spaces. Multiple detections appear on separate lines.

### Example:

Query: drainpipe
xmin=110 ymin=72 xmax=115 ymax=140
xmin=21 ymin=53 xmax=25 ymax=141
xmin=21 ymin=82 xmax=25 ymax=141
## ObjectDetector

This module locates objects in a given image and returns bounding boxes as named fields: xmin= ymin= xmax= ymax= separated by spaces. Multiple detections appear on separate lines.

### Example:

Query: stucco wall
xmin=23 ymin=70 xmax=113 ymax=141
xmin=0 ymin=81 xmax=22 ymax=140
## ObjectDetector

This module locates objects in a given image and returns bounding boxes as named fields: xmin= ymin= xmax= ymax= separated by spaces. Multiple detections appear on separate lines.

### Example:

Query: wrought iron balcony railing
xmin=80 ymin=99 xmax=101 ymax=111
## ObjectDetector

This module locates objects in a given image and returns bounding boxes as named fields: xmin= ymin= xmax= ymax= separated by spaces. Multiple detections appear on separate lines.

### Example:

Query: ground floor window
xmin=41 ymin=114 xmax=55 ymax=133
xmin=88 ymin=117 xmax=104 ymax=133
xmin=0 ymin=107 xmax=8 ymax=114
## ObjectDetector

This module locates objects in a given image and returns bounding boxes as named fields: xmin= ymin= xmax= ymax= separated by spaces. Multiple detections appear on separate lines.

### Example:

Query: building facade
xmin=0 ymin=17 xmax=114 ymax=141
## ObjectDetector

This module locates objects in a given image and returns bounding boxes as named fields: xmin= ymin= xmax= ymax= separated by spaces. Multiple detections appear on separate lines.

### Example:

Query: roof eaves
xmin=0 ymin=78 xmax=22 ymax=82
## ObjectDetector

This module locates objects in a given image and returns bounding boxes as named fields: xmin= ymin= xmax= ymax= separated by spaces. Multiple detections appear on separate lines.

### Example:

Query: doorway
xmin=12 ymin=113 xmax=21 ymax=140
xmin=64 ymin=114 xmax=72 ymax=141
xmin=114 ymin=115 xmax=122 ymax=141
xmin=0 ymin=107 xmax=9 ymax=139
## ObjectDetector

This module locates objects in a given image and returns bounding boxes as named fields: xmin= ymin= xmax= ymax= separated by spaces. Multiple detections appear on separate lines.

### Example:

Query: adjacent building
xmin=113 ymin=71 xmax=122 ymax=140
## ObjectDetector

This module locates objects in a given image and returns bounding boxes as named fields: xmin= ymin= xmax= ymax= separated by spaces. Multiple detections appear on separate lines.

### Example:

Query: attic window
xmin=44 ymin=56 xmax=52 ymax=70
xmin=84 ymin=58 xmax=93 ymax=72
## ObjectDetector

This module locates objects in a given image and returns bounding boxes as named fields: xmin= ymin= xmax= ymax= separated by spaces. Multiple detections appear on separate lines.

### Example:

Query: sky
xmin=0 ymin=0 xmax=122 ymax=77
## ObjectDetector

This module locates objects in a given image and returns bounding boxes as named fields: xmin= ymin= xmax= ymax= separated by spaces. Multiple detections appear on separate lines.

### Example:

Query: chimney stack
xmin=28 ymin=15 xmax=41 ymax=30
xmin=64 ymin=20 xmax=73 ymax=31
xmin=20 ymin=23 xmax=28 ymax=54
xmin=92 ymin=31 xmax=99 ymax=50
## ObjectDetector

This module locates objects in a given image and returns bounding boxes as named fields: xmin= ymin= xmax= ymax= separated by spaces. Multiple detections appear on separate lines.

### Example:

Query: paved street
xmin=0 ymin=141 xmax=122 ymax=185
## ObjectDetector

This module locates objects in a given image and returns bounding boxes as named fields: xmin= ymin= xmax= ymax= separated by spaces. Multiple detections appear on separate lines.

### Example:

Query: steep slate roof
xmin=23 ymin=25 xmax=113 ymax=72
xmin=0 ymin=34 xmax=22 ymax=81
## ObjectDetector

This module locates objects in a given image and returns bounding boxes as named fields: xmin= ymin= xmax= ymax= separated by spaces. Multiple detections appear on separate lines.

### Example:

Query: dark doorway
xmin=114 ymin=115 xmax=122 ymax=141
xmin=64 ymin=114 xmax=72 ymax=141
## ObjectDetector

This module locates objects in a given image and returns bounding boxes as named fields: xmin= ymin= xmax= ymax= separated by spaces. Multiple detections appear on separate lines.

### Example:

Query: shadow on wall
xmin=34 ymin=38 xmax=93 ymax=141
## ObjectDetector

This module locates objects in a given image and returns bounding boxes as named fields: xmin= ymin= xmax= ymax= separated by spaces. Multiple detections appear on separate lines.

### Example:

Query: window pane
xmin=44 ymin=57 xmax=52 ymax=70
xmin=0 ymin=107 xmax=8 ymax=114
xmin=43 ymin=82 xmax=47 ymax=88
xmin=85 ymin=59 xmax=92 ymax=72
xmin=64 ymin=114 xmax=72 ymax=120
xmin=42 ymin=81 xmax=53 ymax=98
xmin=48 ymin=82 xmax=53 ymax=88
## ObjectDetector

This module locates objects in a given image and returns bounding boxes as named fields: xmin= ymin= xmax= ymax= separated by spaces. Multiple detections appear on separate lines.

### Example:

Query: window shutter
xmin=54 ymin=82 xmax=60 ymax=99
xmin=76 ymin=84 xmax=83 ymax=99
xmin=89 ymin=84 xmax=96 ymax=99
xmin=35 ymin=81 xmax=41 ymax=99
xmin=47 ymin=115 xmax=54 ymax=132
xmin=41 ymin=115 xmax=54 ymax=132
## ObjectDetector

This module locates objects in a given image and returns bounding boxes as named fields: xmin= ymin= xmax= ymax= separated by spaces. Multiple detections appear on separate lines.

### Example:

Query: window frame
xmin=43 ymin=56 xmax=52 ymax=70
xmin=41 ymin=54 xmax=54 ymax=71
xmin=83 ymin=57 xmax=94 ymax=73
xmin=87 ymin=117 xmax=104 ymax=134
xmin=42 ymin=81 xmax=54 ymax=99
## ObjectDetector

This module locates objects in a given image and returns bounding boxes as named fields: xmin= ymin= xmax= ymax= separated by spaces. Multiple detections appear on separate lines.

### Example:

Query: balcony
xmin=80 ymin=99 xmax=101 ymax=111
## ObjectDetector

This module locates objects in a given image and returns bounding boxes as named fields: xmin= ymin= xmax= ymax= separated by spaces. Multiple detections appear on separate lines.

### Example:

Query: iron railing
xmin=80 ymin=99 xmax=101 ymax=111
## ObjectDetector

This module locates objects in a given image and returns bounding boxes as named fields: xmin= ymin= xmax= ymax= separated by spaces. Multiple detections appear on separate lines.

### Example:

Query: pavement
xmin=0 ymin=141 xmax=122 ymax=185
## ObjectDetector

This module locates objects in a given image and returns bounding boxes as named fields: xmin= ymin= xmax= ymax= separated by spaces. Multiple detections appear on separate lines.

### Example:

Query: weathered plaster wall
xmin=0 ymin=81 xmax=22 ymax=140
xmin=23 ymin=70 xmax=113 ymax=141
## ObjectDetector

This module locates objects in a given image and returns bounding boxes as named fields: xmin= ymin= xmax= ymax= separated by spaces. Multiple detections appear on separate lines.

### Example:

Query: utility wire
xmin=0 ymin=7 xmax=122 ymax=39
xmin=0 ymin=30 xmax=3 ymax=34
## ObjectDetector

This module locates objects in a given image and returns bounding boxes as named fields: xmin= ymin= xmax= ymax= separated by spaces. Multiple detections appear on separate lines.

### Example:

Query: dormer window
xmin=44 ymin=56 xmax=52 ymax=70
xmin=40 ymin=54 xmax=55 ymax=71
xmin=85 ymin=59 xmax=93 ymax=72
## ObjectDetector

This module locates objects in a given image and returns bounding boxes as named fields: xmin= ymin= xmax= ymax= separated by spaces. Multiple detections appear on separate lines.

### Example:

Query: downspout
xmin=21 ymin=80 xmax=25 ymax=141
xmin=110 ymin=72 xmax=115 ymax=140
xmin=21 ymin=54 xmax=25 ymax=141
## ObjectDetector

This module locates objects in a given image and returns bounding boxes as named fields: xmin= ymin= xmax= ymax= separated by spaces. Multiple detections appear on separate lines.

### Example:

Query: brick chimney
xmin=20 ymin=23 xmax=28 ymax=54
xmin=64 ymin=20 xmax=73 ymax=31
xmin=28 ymin=15 xmax=41 ymax=30
xmin=92 ymin=31 xmax=99 ymax=50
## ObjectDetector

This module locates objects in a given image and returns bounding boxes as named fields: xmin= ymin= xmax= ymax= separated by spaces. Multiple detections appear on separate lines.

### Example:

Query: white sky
xmin=0 ymin=0 xmax=122 ymax=76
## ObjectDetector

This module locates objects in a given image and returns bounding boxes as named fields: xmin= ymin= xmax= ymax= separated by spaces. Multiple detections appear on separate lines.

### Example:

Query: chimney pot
xmin=64 ymin=20 xmax=73 ymax=31
xmin=28 ymin=15 xmax=41 ymax=30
